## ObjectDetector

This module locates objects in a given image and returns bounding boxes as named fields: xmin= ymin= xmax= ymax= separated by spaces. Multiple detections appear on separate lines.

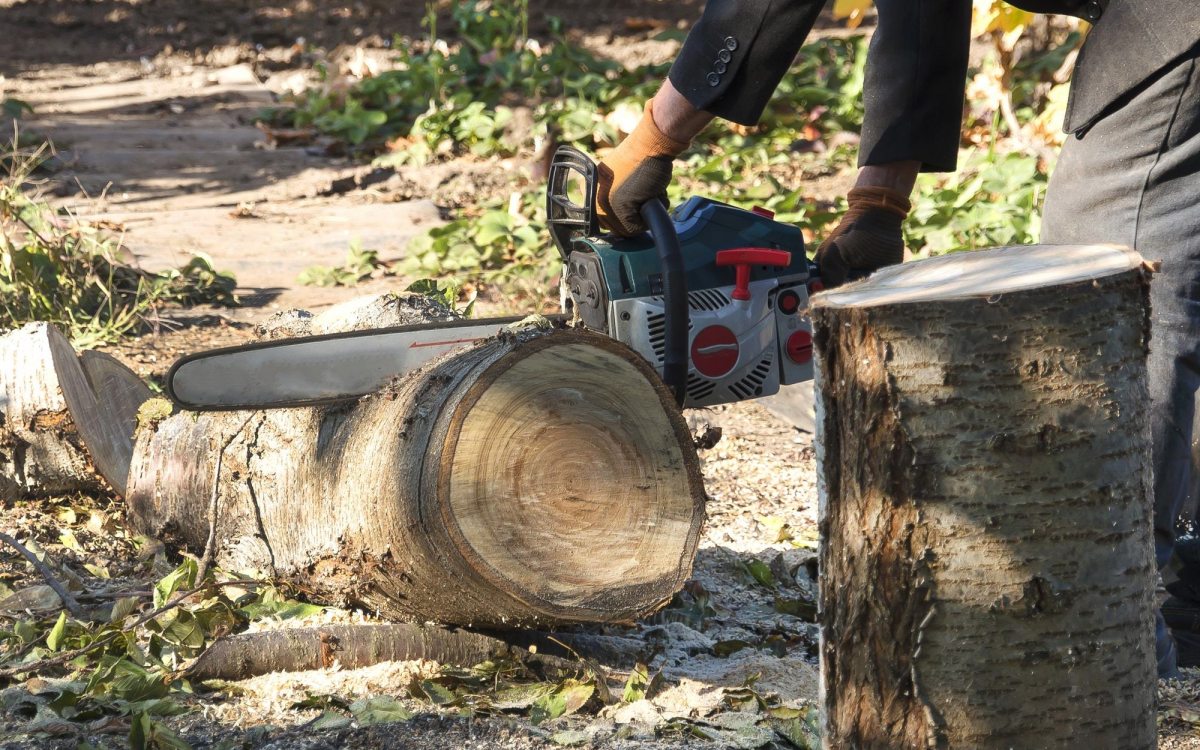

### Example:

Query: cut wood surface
xmin=126 ymin=294 xmax=705 ymax=628
xmin=77 ymin=350 xmax=154 ymax=496
xmin=0 ymin=323 xmax=151 ymax=497
xmin=812 ymin=244 xmax=1156 ymax=749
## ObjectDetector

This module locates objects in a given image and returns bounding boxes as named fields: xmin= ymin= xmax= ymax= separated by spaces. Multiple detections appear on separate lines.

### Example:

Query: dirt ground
xmin=2 ymin=0 xmax=1199 ymax=747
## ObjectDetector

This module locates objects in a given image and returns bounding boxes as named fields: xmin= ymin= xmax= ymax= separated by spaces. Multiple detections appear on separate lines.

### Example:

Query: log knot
xmin=989 ymin=575 xmax=1071 ymax=617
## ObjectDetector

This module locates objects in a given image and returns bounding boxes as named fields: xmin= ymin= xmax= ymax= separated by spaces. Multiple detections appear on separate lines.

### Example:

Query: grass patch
xmin=0 ymin=141 xmax=236 ymax=347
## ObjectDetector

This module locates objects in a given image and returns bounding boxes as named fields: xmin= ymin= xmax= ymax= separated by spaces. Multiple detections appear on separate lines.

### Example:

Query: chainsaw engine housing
xmin=562 ymin=196 xmax=818 ymax=407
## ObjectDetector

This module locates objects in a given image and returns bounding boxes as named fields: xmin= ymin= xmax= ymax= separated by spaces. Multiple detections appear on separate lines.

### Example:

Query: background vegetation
xmin=0 ymin=135 xmax=236 ymax=347
xmin=277 ymin=1 xmax=1080 ymax=304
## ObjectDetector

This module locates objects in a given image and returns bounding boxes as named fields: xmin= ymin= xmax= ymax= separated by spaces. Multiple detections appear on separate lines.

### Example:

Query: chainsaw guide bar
xmin=166 ymin=315 xmax=568 ymax=411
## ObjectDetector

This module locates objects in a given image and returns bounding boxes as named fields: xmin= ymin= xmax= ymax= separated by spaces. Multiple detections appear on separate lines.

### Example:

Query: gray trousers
xmin=1042 ymin=45 xmax=1200 ymax=673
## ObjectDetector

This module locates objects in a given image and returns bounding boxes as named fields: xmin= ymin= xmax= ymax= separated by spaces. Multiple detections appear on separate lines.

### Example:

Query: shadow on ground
xmin=2 ymin=0 xmax=706 ymax=72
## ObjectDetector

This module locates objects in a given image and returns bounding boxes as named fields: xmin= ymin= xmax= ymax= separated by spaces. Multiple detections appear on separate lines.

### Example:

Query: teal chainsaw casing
xmin=569 ymin=196 xmax=811 ymax=301
xmin=549 ymin=148 xmax=821 ymax=407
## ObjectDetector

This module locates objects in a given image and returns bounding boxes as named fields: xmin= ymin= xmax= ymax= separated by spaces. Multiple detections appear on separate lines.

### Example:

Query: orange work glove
xmin=816 ymin=186 xmax=911 ymax=288
xmin=596 ymin=100 xmax=690 ymax=237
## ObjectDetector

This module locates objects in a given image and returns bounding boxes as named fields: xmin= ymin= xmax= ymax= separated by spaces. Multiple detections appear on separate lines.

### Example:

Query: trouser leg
xmin=1042 ymin=48 xmax=1200 ymax=678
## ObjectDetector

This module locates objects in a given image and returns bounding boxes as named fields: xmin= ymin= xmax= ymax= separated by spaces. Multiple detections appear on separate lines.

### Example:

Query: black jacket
xmin=668 ymin=0 xmax=1199 ymax=172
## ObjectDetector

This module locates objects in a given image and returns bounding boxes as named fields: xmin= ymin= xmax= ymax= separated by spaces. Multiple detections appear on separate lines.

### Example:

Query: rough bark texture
xmin=126 ymin=295 xmax=705 ymax=628
xmin=812 ymin=247 xmax=1157 ymax=749
xmin=0 ymin=323 xmax=150 ymax=497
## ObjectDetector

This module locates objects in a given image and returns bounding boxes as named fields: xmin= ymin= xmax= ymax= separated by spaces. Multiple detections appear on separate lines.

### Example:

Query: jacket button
xmin=718 ymin=49 xmax=732 ymax=63
xmin=1084 ymin=0 xmax=1102 ymax=20
xmin=707 ymin=72 xmax=721 ymax=86
xmin=724 ymin=36 xmax=738 ymax=51
xmin=715 ymin=62 xmax=728 ymax=74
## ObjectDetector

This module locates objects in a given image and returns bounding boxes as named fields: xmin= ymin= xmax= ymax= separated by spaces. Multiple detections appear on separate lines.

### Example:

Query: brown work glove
xmin=816 ymin=186 xmax=911 ymax=288
xmin=596 ymin=101 xmax=690 ymax=237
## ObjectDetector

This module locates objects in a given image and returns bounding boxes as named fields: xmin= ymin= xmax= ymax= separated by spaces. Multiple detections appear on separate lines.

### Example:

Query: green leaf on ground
xmin=739 ymin=559 xmax=777 ymax=590
xmin=128 ymin=711 xmax=192 ymax=750
xmin=530 ymin=679 xmax=594 ymax=725
xmin=774 ymin=597 xmax=818 ymax=621
xmin=349 ymin=696 xmax=414 ymax=726
xmin=153 ymin=559 xmax=197 ymax=608
xmin=46 ymin=611 xmax=67 ymax=651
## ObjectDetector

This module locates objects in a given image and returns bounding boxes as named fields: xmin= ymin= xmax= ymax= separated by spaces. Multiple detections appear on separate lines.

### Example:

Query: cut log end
xmin=1 ymin=324 xmax=151 ymax=497
xmin=818 ymin=243 xmax=1143 ymax=308
xmin=441 ymin=334 xmax=704 ymax=621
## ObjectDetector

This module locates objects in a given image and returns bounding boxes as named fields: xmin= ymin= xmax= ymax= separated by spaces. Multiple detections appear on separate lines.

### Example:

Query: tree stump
xmin=126 ymin=297 xmax=705 ymax=628
xmin=811 ymin=245 xmax=1157 ymax=749
xmin=0 ymin=323 xmax=151 ymax=497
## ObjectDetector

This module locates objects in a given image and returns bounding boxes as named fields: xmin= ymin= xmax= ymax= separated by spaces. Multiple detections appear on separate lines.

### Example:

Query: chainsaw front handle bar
xmin=640 ymin=199 xmax=688 ymax=407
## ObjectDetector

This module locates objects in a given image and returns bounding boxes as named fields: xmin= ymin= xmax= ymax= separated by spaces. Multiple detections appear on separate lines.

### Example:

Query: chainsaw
xmin=166 ymin=146 xmax=822 ymax=411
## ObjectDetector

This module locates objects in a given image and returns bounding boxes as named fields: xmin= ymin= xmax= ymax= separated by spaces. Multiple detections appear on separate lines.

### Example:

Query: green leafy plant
xmin=0 ymin=145 xmax=237 ymax=347
xmin=403 ymin=190 xmax=557 ymax=307
xmin=297 ymin=239 xmax=388 ymax=287
xmin=406 ymin=278 xmax=476 ymax=317
xmin=905 ymin=149 xmax=1048 ymax=256
xmin=272 ymin=0 xmax=867 ymax=170
xmin=1 ymin=97 xmax=33 ymax=121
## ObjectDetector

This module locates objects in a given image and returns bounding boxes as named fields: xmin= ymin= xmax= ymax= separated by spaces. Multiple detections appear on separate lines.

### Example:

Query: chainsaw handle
xmin=640 ymin=199 xmax=688 ymax=406
xmin=546 ymin=146 xmax=599 ymax=262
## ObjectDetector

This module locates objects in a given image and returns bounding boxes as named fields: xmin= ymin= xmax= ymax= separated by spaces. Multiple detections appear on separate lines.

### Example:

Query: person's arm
xmin=815 ymin=0 xmax=972 ymax=286
xmin=597 ymin=0 xmax=826 ymax=236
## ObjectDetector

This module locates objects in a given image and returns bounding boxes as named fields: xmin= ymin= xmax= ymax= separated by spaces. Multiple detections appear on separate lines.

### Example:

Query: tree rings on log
xmin=812 ymin=244 xmax=1157 ymax=749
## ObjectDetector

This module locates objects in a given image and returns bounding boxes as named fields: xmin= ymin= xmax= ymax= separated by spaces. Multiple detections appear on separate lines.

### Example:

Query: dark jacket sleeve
xmin=668 ymin=0 xmax=826 ymax=126
xmin=1056 ymin=0 xmax=1198 ymax=135
xmin=858 ymin=0 xmax=972 ymax=172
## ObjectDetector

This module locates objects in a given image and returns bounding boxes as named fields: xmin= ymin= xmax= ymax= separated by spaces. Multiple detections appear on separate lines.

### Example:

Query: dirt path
xmin=5 ymin=59 xmax=445 ymax=315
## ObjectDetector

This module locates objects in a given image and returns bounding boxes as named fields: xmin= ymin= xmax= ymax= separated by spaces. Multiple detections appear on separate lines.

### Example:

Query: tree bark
xmin=811 ymin=245 xmax=1157 ymax=749
xmin=126 ymin=296 xmax=705 ymax=628
xmin=0 ymin=323 xmax=151 ymax=497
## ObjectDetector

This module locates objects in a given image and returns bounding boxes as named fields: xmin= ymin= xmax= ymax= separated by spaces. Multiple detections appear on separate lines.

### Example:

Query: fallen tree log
xmin=187 ymin=623 xmax=573 ymax=681
xmin=187 ymin=622 xmax=648 ymax=681
xmin=812 ymin=244 xmax=1157 ymax=749
xmin=127 ymin=297 xmax=705 ymax=628
xmin=0 ymin=323 xmax=151 ymax=497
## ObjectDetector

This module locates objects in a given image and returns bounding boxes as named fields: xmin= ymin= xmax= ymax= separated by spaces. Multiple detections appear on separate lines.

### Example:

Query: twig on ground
xmin=0 ymin=531 xmax=85 ymax=619
xmin=0 ymin=578 xmax=266 ymax=680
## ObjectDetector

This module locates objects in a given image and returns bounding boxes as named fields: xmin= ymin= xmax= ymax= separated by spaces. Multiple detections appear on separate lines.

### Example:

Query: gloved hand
xmin=596 ymin=101 xmax=690 ymax=237
xmin=816 ymin=186 xmax=911 ymax=288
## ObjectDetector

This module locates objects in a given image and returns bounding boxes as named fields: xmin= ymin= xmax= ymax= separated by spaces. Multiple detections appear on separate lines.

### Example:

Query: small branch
xmin=186 ymin=623 xmax=583 ymax=681
xmin=0 ymin=579 xmax=266 ymax=680
xmin=0 ymin=532 xmax=85 ymax=619
xmin=196 ymin=415 xmax=256 ymax=584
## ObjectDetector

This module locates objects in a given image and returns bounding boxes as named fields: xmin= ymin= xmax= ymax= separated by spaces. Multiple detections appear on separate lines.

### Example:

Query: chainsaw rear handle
xmin=640 ymin=199 xmax=688 ymax=407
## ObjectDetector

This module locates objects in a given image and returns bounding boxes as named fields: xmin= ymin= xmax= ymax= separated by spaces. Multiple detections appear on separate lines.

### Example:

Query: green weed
xmin=297 ymin=239 xmax=388 ymax=287
xmin=0 ymin=145 xmax=236 ymax=347
xmin=403 ymin=190 xmax=558 ymax=307
xmin=906 ymin=149 xmax=1049 ymax=257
